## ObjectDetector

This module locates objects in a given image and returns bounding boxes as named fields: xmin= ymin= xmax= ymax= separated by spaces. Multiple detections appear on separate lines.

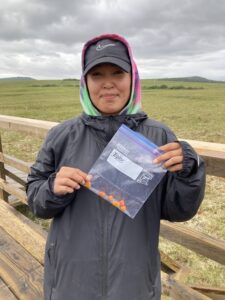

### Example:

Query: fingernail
xmin=153 ymin=159 xmax=158 ymax=164
xmin=76 ymin=185 xmax=80 ymax=190
xmin=86 ymin=175 xmax=92 ymax=181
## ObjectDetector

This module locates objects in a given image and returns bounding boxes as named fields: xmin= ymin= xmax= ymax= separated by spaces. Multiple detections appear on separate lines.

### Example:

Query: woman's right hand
xmin=53 ymin=166 xmax=91 ymax=196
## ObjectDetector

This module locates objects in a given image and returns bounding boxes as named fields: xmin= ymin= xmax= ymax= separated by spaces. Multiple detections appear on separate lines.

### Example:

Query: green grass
xmin=0 ymin=79 xmax=225 ymax=289
xmin=141 ymin=79 xmax=225 ymax=143
xmin=0 ymin=79 xmax=81 ymax=122
xmin=160 ymin=175 xmax=225 ymax=288
xmin=0 ymin=79 xmax=225 ymax=143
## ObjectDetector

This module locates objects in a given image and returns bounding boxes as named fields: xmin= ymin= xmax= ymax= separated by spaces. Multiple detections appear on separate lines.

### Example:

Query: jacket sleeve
xmin=160 ymin=139 xmax=206 ymax=222
xmin=26 ymin=127 xmax=75 ymax=219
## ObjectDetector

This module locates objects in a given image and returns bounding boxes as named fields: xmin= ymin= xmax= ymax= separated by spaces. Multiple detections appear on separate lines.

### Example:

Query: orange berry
xmin=98 ymin=191 xmax=106 ymax=198
xmin=112 ymin=201 xmax=120 ymax=208
xmin=108 ymin=195 xmax=114 ymax=202
xmin=84 ymin=181 xmax=91 ymax=189
xmin=120 ymin=206 xmax=127 ymax=212
xmin=119 ymin=200 xmax=126 ymax=207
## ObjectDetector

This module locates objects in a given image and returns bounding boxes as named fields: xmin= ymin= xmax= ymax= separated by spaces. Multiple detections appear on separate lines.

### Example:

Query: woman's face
xmin=86 ymin=63 xmax=131 ymax=115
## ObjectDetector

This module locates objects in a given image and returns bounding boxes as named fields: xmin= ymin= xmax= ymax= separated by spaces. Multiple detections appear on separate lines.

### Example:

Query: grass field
xmin=0 ymin=79 xmax=225 ymax=289
xmin=0 ymin=78 xmax=225 ymax=143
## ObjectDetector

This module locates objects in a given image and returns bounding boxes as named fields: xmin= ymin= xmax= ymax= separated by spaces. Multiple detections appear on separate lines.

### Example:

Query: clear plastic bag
xmin=85 ymin=124 xmax=167 ymax=218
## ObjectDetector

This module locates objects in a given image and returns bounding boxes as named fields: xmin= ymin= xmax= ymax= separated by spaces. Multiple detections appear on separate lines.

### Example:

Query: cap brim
xmin=84 ymin=57 xmax=131 ymax=75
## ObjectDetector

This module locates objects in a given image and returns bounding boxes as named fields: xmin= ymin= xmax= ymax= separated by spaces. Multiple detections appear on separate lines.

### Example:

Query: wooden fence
xmin=0 ymin=114 xmax=225 ymax=300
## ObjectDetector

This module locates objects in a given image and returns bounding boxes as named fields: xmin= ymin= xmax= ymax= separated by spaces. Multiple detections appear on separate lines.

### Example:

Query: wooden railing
xmin=0 ymin=115 xmax=225 ymax=300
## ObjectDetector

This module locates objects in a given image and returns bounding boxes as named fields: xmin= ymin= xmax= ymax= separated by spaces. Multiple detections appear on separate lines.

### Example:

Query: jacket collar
xmin=81 ymin=112 xmax=148 ymax=142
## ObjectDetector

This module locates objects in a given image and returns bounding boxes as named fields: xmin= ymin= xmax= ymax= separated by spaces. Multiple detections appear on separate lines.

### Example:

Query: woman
xmin=27 ymin=33 xmax=205 ymax=300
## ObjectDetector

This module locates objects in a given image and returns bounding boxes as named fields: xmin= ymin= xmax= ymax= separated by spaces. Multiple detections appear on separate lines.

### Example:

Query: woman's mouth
xmin=101 ymin=94 xmax=118 ymax=100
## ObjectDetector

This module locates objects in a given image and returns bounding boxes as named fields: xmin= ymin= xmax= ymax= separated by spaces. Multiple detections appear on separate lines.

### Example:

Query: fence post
xmin=0 ymin=133 xmax=9 ymax=201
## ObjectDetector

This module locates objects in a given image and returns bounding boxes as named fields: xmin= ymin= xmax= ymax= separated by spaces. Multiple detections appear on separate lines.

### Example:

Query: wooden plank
xmin=0 ymin=227 xmax=44 ymax=300
xmin=169 ymin=278 xmax=212 ymax=300
xmin=160 ymin=221 xmax=225 ymax=265
xmin=8 ymin=199 xmax=24 ymax=207
xmin=5 ymin=167 xmax=27 ymax=188
xmin=172 ymin=266 xmax=191 ymax=282
xmin=161 ymin=272 xmax=212 ymax=300
xmin=0 ymin=114 xmax=57 ymax=138
xmin=0 ymin=178 xmax=27 ymax=204
xmin=0 ymin=200 xmax=47 ymax=265
xmin=0 ymin=114 xmax=224 ymax=166
xmin=181 ymin=139 xmax=225 ymax=178
xmin=0 ymin=278 xmax=17 ymax=300
xmin=183 ymin=139 xmax=225 ymax=159
xmin=0 ymin=115 xmax=224 ymax=150
xmin=191 ymin=285 xmax=225 ymax=300
xmin=161 ymin=271 xmax=171 ymax=296
xmin=0 ymin=200 xmax=47 ymax=239
xmin=0 ymin=115 xmax=225 ymax=178
xmin=0 ymin=153 xmax=30 ymax=174
xmin=160 ymin=250 xmax=183 ymax=273
xmin=200 ymin=155 xmax=225 ymax=178
xmin=0 ymin=135 xmax=8 ymax=201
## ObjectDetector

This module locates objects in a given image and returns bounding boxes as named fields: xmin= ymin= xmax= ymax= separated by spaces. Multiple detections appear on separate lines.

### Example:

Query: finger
xmin=70 ymin=170 xmax=93 ymax=185
xmin=163 ymin=155 xmax=183 ymax=169
xmin=56 ymin=166 xmax=77 ymax=177
xmin=56 ymin=177 xmax=81 ymax=190
xmin=57 ymin=168 xmax=89 ymax=184
xmin=167 ymin=163 xmax=183 ymax=172
xmin=53 ymin=185 xmax=75 ymax=196
xmin=69 ymin=172 xmax=87 ymax=185
xmin=76 ymin=169 xmax=90 ymax=179
xmin=53 ymin=178 xmax=80 ymax=196
xmin=56 ymin=167 xmax=87 ymax=177
xmin=158 ymin=142 xmax=181 ymax=152
xmin=153 ymin=149 xmax=182 ymax=164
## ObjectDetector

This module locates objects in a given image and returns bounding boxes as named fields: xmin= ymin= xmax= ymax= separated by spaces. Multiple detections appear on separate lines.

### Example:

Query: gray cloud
xmin=0 ymin=0 xmax=225 ymax=80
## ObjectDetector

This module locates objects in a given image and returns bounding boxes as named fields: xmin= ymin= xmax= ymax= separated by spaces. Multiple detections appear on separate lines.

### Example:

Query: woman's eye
xmin=114 ymin=70 xmax=124 ymax=76
xmin=91 ymin=72 xmax=102 ymax=77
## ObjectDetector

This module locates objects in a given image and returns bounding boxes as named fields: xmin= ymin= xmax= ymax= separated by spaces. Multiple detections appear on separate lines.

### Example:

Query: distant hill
xmin=0 ymin=77 xmax=35 ymax=81
xmin=0 ymin=76 xmax=224 ymax=83
xmin=63 ymin=78 xmax=79 ymax=81
xmin=157 ymin=76 xmax=224 ymax=83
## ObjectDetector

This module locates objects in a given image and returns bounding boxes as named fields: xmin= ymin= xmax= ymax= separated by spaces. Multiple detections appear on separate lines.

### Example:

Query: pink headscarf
xmin=80 ymin=33 xmax=142 ymax=116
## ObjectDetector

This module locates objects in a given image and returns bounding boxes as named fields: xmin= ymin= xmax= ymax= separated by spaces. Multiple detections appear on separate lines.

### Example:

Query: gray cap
xmin=84 ymin=39 xmax=131 ymax=75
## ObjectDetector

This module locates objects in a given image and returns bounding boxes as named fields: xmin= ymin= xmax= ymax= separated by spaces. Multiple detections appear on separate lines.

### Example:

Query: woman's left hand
xmin=153 ymin=142 xmax=184 ymax=172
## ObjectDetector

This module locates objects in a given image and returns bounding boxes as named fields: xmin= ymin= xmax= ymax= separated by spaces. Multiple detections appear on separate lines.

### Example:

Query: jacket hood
xmin=80 ymin=33 xmax=142 ymax=116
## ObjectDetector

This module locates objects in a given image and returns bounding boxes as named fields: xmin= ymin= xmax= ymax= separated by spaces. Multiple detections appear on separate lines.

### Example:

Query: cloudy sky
xmin=0 ymin=0 xmax=225 ymax=80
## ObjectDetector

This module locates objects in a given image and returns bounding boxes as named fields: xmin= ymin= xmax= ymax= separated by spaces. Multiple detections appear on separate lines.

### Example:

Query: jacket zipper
xmin=101 ymin=117 xmax=113 ymax=299
xmin=106 ymin=116 xmax=117 ymax=142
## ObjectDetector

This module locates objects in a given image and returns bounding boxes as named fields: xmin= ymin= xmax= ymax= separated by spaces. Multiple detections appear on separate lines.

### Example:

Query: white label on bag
xmin=107 ymin=149 xmax=143 ymax=180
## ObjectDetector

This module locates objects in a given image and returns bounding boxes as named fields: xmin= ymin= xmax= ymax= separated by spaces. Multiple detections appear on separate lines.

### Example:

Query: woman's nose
xmin=103 ymin=79 xmax=114 ymax=89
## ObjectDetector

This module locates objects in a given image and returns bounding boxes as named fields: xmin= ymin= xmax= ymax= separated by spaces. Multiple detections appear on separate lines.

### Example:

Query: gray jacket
xmin=27 ymin=112 xmax=205 ymax=300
